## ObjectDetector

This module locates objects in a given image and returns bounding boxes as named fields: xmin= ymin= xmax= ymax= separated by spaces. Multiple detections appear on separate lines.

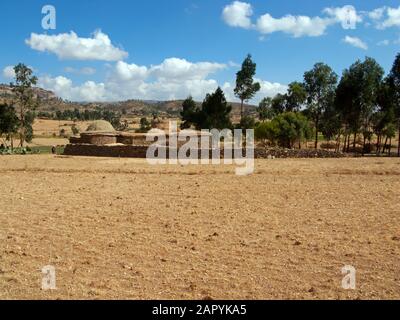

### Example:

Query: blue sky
xmin=0 ymin=0 xmax=399 ymax=102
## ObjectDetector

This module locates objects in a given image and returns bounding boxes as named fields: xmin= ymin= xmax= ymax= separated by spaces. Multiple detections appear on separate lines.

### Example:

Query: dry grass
xmin=0 ymin=156 xmax=399 ymax=300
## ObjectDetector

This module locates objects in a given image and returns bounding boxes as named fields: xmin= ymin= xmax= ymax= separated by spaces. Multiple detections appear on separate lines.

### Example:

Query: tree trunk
xmin=353 ymin=133 xmax=356 ymax=151
xmin=240 ymin=99 xmax=244 ymax=123
xmin=335 ymin=134 xmax=341 ymax=153
xmin=389 ymin=137 xmax=392 ymax=157
xmin=314 ymin=117 xmax=319 ymax=149
xmin=343 ymin=134 xmax=347 ymax=153
xmin=376 ymin=134 xmax=381 ymax=155
xmin=383 ymin=137 xmax=388 ymax=154
xmin=398 ymin=125 xmax=400 ymax=157
xmin=347 ymin=135 xmax=350 ymax=152
xmin=362 ymin=135 xmax=366 ymax=156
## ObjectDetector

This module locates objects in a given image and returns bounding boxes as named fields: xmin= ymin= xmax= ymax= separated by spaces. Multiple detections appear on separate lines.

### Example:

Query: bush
xmin=255 ymin=112 xmax=312 ymax=149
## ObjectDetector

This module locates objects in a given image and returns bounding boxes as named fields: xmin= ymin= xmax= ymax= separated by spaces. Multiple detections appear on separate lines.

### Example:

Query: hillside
xmin=0 ymin=84 xmax=257 ymax=118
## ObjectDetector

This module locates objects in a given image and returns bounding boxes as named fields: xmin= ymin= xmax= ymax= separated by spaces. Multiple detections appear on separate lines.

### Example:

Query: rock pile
xmin=255 ymin=147 xmax=349 ymax=159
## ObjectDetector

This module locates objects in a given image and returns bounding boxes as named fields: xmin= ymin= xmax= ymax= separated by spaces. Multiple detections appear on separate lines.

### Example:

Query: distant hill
xmin=0 ymin=84 xmax=257 ymax=118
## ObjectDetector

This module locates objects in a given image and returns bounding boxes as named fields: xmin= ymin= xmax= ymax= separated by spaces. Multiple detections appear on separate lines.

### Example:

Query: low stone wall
xmin=254 ymin=147 xmax=348 ymax=158
xmin=64 ymin=144 xmax=347 ymax=159
xmin=64 ymin=144 xmax=149 ymax=158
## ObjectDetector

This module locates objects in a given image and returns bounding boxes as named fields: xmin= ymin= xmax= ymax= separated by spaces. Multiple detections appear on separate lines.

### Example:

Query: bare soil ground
xmin=0 ymin=156 xmax=399 ymax=300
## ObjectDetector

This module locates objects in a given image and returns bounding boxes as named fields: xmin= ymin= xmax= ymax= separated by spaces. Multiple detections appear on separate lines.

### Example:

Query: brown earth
xmin=0 ymin=156 xmax=399 ymax=300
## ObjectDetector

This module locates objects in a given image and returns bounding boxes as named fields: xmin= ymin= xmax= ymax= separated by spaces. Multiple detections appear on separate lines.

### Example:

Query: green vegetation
xmin=180 ymin=87 xmax=232 ymax=130
xmin=11 ymin=64 xmax=38 ymax=147
xmin=234 ymin=54 xmax=260 ymax=122
xmin=179 ymin=52 xmax=400 ymax=156
xmin=255 ymin=112 xmax=312 ymax=149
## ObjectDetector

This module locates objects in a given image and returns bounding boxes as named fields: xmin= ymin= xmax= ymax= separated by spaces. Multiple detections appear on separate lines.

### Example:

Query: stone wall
xmin=64 ymin=144 xmax=347 ymax=159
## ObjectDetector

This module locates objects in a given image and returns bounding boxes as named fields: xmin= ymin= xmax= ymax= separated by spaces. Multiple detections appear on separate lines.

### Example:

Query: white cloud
xmin=256 ymin=14 xmax=331 ymax=37
xmin=38 ymin=57 xmax=285 ymax=103
xmin=222 ymin=1 xmax=254 ymax=29
xmin=223 ymin=3 xmax=364 ymax=38
xmin=380 ymin=6 xmax=400 ymax=29
xmin=39 ymin=75 xmax=106 ymax=102
xmin=343 ymin=36 xmax=368 ymax=50
xmin=114 ymin=61 xmax=148 ymax=81
xmin=323 ymin=5 xmax=362 ymax=29
xmin=149 ymin=58 xmax=226 ymax=80
xmin=369 ymin=7 xmax=386 ymax=21
xmin=377 ymin=39 xmax=390 ymax=46
xmin=64 ymin=67 xmax=96 ymax=75
xmin=26 ymin=30 xmax=128 ymax=61
xmin=254 ymin=78 xmax=288 ymax=101
xmin=2 ymin=66 xmax=15 ymax=79
xmin=222 ymin=79 xmax=287 ymax=103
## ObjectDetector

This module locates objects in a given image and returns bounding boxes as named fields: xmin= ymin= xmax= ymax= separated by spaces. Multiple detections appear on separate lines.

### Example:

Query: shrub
xmin=255 ymin=112 xmax=312 ymax=148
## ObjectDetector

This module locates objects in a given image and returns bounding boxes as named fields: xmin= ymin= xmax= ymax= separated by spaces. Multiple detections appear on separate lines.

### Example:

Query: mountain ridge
xmin=0 ymin=84 xmax=257 ymax=117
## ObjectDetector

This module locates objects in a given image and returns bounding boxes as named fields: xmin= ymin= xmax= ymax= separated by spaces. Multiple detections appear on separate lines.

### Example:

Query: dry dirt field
xmin=0 ymin=155 xmax=399 ymax=300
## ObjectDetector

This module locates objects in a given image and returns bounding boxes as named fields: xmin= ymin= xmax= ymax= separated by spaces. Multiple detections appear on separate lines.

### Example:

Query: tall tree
xmin=0 ymin=103 xmax=19 ymax=150
xmin=271 ymin=93 xmax=287 ymax=115
xmin=335 ymin=58 xmax=384 ymax=153
xmin=234 ymin=54 xmax=261 ymax=122
xmin=257 ymin=97 xmax=274 ymax=121
xmin=388 ymin=53 xmax=400 ymax=157
xmin=10 ymin=64 xmax=38 ymax=147
xmin=180 ymin=96 xmax=199 ymax=129
xmin=286 ymin=82 xmax=307 ymax=112
xmin=304 ymin=63 xmax=338 ymax=149
xmin=373 ymin=78 xmax=396 ymax=155
xmin=199 ymin=87 xmax=232 ymax=130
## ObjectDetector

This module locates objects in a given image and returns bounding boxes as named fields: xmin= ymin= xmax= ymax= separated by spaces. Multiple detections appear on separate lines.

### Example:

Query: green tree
xmin=180 ymin=96 xmax=199 ymax=129
xmin=286 ymin=82 xmax=307 ymax=112
xmin=257 ymin=97 xmax=274 ymax=121
xmin=198 ymin=87 xmax=232 ymax=130
xmin=255 ymin=112 xmax=312 ymax=149
xmin=271 ymin=93 xmax=287 ymax=115
xmin=388 ymin=53 xmax=400 ymax=156
xmin=234 ymin=54 xmax=261 ymax=122
xmin=0 ymin=103 xmax=20 ymax=150
xmin=10 ymin=64 xmax=38 ymax=147
xmin=373 ymin=77 xmax=396 ymax=155
xmin=304 ymin=63 xmax=338 ymax=149
xmin=335 ymin=58 xmax=384 ymax=154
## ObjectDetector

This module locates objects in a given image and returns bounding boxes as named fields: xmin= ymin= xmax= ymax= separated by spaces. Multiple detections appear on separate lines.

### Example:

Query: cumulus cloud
xmin=114 ymin=61 xmax=148 ymax=81
xmin=366 ymin=6 xmax=400 ymax=29
xmin=343 ymin=36 xmax=368 ymax=50
xmin=323 ymin=5 xmax=362 ymax=29
xmin=38 ymin=57 xmax=285 ymax=103
xmin=39 ymin=75 xmax=106 ymax=102
xmin=256 ymin=14 xmax=331 ymax=37
xmin=380 ymin=6 xmax=400 ymax=29
xmin=369 ymin=7 xmax=386 ymax=21
xmin=222 ymin=1 xmax=254 ymax=29
xmin=2 ymin=66 xmax=15 ymax=79
xmin=26 ymin=30 xmax=128 ymax=61
xmin=222 ymin=2 xmax=365 ymax=37
xmin=150 ymin=58 xmax=226 ymax=80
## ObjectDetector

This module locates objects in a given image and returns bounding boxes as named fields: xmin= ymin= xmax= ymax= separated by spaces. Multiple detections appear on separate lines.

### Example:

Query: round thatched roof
xmin=86 ymin=120 xmax=115 ymax=133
